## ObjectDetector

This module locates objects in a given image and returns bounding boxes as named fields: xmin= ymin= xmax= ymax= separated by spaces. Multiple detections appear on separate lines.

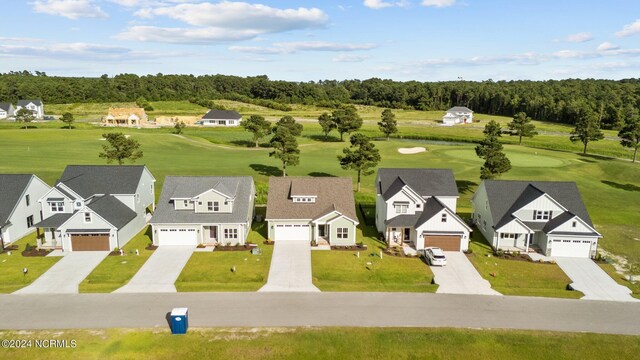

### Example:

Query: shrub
xmin=25 ymin=243 xmax=33 ymax=251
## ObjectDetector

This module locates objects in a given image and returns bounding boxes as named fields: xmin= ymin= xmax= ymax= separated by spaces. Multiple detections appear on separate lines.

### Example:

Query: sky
xmin=1 ymin=0 xmax=640 ymax=82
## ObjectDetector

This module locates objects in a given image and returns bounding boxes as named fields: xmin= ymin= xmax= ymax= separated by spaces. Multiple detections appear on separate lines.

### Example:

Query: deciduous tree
xmin=570 ymin=109 xmax=604 ymax=155
xmin=274 ymin=115 xmax=303 ymax=136
xmin=240 ymin=115 xmax=272 ymax=147
xmin=98 ymin=132 xmax=143 ymax=165
xmin=318 ymin=112 xmax=335 ymax=140
xmin=15 ymin=108 xmax=34 ymax=129
xmin=60 ymin=112 xmax=74 ymax=129
xmin=332 ymin=105 xmax=363 ymax=141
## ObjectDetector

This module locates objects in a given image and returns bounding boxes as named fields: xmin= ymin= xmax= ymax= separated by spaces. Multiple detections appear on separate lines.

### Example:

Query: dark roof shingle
xmin=0 ymin=174 xmax=34 ymax=225
xmin=377 ymin=168 xmax=459 ymax=200
xmin=87 ymin=195 xmax=137 ymax=228
xmin=57 ymin=165 xmax=148 ymax=198
xmin=202 ymin=109 xmax=241 ymax=120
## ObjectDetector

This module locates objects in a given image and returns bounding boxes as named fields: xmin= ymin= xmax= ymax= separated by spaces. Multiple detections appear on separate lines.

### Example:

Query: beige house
xmin=103 ymin=107 xmax=148 ymax=127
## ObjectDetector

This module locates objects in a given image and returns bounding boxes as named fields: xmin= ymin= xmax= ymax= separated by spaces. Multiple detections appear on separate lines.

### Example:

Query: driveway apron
xmin=260 ymin=241 xmax=319 ymax=292
xmin=114 ymin=246 xmax=195 ymax=293
xmin=13 ymin=252 xmax=109 ymax=294
xmin=555 ymin=257 xmax=637 ymax=302
xmin=430 ymin=251 xmax=501 ymax=295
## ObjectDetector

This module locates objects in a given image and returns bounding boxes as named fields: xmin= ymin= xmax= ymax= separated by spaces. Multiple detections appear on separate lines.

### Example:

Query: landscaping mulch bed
xmin=262 ymin=240 xmax=275 ymax=245
xmin=215 ymin=244 xmax=256 ymax=252
xmin=3 ymin=245 xmax=19 ymax=251
xmin=145 ymin=245 xmax=158 ymax=251
xmin=330 ymin=244 xmax=368 ymax=251
xmin=21 ymin=248 xmax=52 ymax=257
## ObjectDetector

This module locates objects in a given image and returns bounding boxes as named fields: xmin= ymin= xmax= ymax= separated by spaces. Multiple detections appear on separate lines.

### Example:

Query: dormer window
xmin=441 ymin=213 xmax=447 ymax=222
xmin=394 ymin=202 xmax=409 ymax=214
xmin=293 ymin=196 xmax=315 ymax=203
xmin=183 ymin=200 xmax=189 ymax=207
xmin=49 ymin=201 xmax=64 ymax=213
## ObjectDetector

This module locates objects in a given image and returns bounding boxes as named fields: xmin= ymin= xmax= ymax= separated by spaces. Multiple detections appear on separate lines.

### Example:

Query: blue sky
xmin=1 ymin=0 xmax=640 ymax=81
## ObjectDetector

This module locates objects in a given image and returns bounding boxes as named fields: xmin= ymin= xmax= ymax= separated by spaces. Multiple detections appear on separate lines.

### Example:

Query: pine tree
xmin=269 ymin=126 xmax=300 ymax=177
xmin=507 ymin=112 xmax=537 ymax=144
xmin=240 ymin=115 xmax=272 ymax=147
xmin=338 ymin=133 xmax=381 ymax=192
xmin=619 ymin=117 xmax=640 ymax=163
xmin=318 ymin=112 xmax=335 ymax=140
xmin=378 ymin=109 xmax=398 ymax=140
xmin=570 ymin=109 xmax=604 ymax=155
xmin=475 ymin=120 xmax=511 ymax=179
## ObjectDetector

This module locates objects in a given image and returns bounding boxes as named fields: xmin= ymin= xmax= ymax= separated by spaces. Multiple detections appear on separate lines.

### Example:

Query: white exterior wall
xmin=2 ymin=176 xmax=50 ymax=244
xmin=385 ymin=190 xmax=422 ymax=220
xmin=16 ymin=103 xmax=44 ymax=118
xmin=202 ymin=118 xmax=241 ymax=126
xmin=495 ymin=219 xmax=531 ymax=249
xmin=136 ymin=168 xmax=156 ymax=212
xmin=550 ymin=217 xmax=594 ymax=234
xmin=547 ymin=234 xmax=599 ymax=258
xmin=415 ymin=209 xmax=470 ymax=251
xmin=117 ymin=212 xmax=146 ymax=248
xmin=153 ymin=223 xmax=248 ymax=246
xmin=113 ymin=194 xmax=136 ymax=212
xmin=40 ymin=188 xmax=74 ymax=220
xmin=471 ymin=183 xmax=497 ymax=246
xmin=58 ymin=210 xmax=117 ymax=251
xmin=173 ymin=199 xmax=195 ymax=210
xmin=194 ymin=191 xmax=232 ymax=213
xmin=375 ymin=194 xmax=387 ymax=233
xmin=513 ymin=195 xmax=565 ymax=222
xmin=434 ymin=196 xmax=458 ymax=212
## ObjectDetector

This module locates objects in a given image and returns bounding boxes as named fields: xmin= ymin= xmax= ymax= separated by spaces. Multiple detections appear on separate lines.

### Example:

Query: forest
xmin=1 ymin=71 xmax=639 ymax=129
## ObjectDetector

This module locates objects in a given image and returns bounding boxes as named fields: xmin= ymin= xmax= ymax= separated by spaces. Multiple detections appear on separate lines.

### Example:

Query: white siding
xmin=472 ymin=182 xmax=496 ymax=246
xmin=40 ymin=187 xmax=74 ymax=220
xmin=3 ymin=176 xmax=50 ymax=244
xmin=415 ymin=209 xmax=470 ymax=251
xmin=113 ymin=194 xmax=136 ymax=211
xmin=513 ymin=194 xmax=565 ymax=222
xmin=434 ymin=196 xmax=458 ymax=212
xmin=59 ymin=211 xmax=117 ymax=251
xmin=194 ymin=191 xmax=232 ymax=213
xmin=550 ymin=216 xmax=594 ymax=234
xmin=385 ymin=190 xmax=421 ymax=220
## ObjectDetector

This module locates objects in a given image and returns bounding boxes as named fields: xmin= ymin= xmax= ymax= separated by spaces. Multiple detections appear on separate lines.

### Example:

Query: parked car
xmin=423 ymin=247 xmax=447 ymax=266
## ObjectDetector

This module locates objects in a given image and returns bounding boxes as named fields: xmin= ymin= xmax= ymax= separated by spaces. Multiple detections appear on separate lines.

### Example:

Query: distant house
xmin=0 ymin=103 xmax=15 ymax=119
xmin=150 ymin=176 xmax=255 ymax=246
xmin=16 ymin=100 xmax=44 ymax=119
xmin=472 ymin=180 xmax=601 ymax=258
xmin=198 ymin=109 xmax=242 ymax=127
xmin=442 ymin=106 xmax=473 ymax=125
xmin=103 ymin=107 xmax=148 ymax=127
xmin=0 ymin=174 xmax=51 ymax=247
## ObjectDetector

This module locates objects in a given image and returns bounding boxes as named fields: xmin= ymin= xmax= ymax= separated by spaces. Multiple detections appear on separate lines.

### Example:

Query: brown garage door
xmin=423 ymin=235 xmax=461 ymax=251
xmin=70 ymin=234 xmax=110 ymax=251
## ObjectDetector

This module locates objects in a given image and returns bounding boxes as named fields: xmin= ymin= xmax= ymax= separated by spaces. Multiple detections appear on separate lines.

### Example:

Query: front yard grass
xmin=175 ymin=207 xmax=272 ymax=292
xmin=598 ymin=263 xmax=640 ymax=300
xmin=312 ymin=211 xmax=438 ymax=292
xmin=466 ymin=231 xmax=583 ymax=299
xmin=1 ymin=327 xmax=638 ymax=360
xmin=78 ymin=227 xmax=154 ymax=293
xmin=0 ymin=233 xmax=60 ymax=293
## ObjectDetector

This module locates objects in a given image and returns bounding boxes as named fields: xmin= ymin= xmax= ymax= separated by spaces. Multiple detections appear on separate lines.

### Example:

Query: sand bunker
xmin=398 ymin=147 xmax=426 ymax=154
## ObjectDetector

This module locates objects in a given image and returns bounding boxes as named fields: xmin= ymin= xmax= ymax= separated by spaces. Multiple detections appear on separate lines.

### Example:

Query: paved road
xmin=260 ymin=241 xmax=319 ymax=292
xmin=114 ymin=246 xmax=195 ymax=293
xmin=431 ymin=252 xmax=501 ymax=296
xmin=555 ymin=257 xmax=637 ymax=302
xmin=13 ymin=252 xmax=109 ymax=294
xmin=2 ymin=292 xmax=639 ymax=335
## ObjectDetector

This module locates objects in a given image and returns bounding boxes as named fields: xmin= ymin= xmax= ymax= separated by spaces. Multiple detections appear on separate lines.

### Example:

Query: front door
xmin=403 ymin=228 xmax=411 ymax=243
xmin=209 ymin=226 xmax=218 ymax=241
xmin=319 ymin=225 xmax=326 ymax=237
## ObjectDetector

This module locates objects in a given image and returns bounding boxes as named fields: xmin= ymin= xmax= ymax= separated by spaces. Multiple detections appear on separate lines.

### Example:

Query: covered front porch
xmin=200 ymin=224 xmax=245 ymax=246
xmin=36 ymin=227 xmax=63 ymax=250
xmin=495 ymin=231 xmax=541 ymax=253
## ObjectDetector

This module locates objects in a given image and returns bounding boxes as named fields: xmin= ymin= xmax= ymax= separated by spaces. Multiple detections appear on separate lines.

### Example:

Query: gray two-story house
xmin=150 ymin=176 xmax=255 ymax=246
xmin=35 ymin=165 xmax=155 ymax=251
xmin=0 ymin=174 xmax=51 ymax=248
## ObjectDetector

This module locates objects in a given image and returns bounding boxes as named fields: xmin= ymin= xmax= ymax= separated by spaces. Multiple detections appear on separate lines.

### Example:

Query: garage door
xmin=157 ymin=228 xmax=198 ymax=246
xmin=423 ymin=235 xmax=461 ymax=251
xmin=550 ymin=239 xmax=593 ymax=258
xmin=274 ymin=224 xmax=310 ymax=241
xmin=71 ymin=234 xmax=110 ymax=251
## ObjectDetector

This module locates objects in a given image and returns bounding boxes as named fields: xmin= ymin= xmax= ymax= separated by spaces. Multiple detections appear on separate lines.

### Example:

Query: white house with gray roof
xmin=35 ymin=165 xmax=155 ymax=251
xmin=442 ymin=106 xmax=473 ymax=125
xmin=0 ymin=103 xmax=15 ymax=119
xmin=16 ymin=99 xmax=44 ymax=119
xmin=0 ymin=174 xmax=51 ymax=248
xmin=150 ymin=176 xmax=255 ymax=246
xmin=198 ymin=109 xmax=242 ymax=126
xmin=375 ymin=169 xmax=471 ymax=252
xmin=472 ymin=180 xmax=601 ymax=258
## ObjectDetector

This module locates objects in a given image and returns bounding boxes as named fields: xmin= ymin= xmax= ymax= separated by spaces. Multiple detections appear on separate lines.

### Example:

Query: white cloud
xmin=597 ymin=42 xmax=619 ymax=52
xmin=421 ymin=0 xmax=456 ymax=7
xmin=0 ymin=42 xmax=173 ymax=61
xmin=230 ymin=41 xmax=378 ymax=54
xmin=332 ymin=54 xmax=371 ymax=62
xmin=363 ymin=0 xmax=408 ymax=9
xmin=565 ymin=32 xmax=593 ymax=43
xmin=33 ymin=0 xmax=108 ymax=20
xmin=615 ymin=19 xmax=640 ymax=38
xmin=116 ymin=26 xmax=262 ymax=43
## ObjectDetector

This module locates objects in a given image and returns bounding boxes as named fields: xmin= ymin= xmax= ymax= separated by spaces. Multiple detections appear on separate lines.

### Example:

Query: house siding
xmin=194 ymin=191 xmax=233 ymax=213
xmin=472 ymin=182 xmax=496 ymax=246
xmin=414 ymin=208 xmax=470 ymax=251
xmin=59 ymin=211 xmax=117 ymax=251
xmin=435 ymin=196 xmax=458 ymax=212
xmin=40 ymin=188 xmax=75 ymax=220
xmin=512 ymin=195 xmax=565 ymax=222
xmin=328 ymin=216 xmax=356 ymax=245
xmin=2 ymin=176 xmax=50 ymax=244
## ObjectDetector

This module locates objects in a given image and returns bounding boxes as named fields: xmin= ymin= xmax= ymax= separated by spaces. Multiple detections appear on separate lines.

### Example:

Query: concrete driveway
xmin=430 ymin=252 xmax=501 ymax=296
xmin=114 ymin=246 xmax=195 ymax=293
xmin=555 ymin=257 xmax=637 ymax=302
xmin=260 ymin=241 xmax=319 ymax=292
xmin=13 ymin=251 xmax=109 ymax=294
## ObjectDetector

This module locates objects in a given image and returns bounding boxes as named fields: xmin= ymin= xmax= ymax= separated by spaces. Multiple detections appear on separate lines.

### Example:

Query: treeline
xmin=1 ymin=71 xmax=639 ymax=128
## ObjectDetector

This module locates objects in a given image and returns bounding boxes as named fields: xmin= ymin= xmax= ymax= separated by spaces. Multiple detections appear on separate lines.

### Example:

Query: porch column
xmin=525 ymin=233 xmax=530 ymax=253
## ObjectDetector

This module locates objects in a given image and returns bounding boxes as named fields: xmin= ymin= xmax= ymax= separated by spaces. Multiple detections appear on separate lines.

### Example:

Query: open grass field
xmin=78 ymin=227 xmax=154 ymax=293
xmin=1 ymin=327 xmax=638 ymax=360
xmin=175 ymin=207 xmax=272 ymax=292
xmin=466 ymin=232 xmax=583 ymax=298
xmin=0 ymin=233 xmax=60 ymax=293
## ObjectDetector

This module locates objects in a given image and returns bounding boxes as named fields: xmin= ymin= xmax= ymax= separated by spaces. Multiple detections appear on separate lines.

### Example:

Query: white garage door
xmin=157 ymin=228 xmax=198 ymax=246
xmin=274 ymin=224 xmax=310 ymax=241
xmin=550 ymin=239 xmax=593 ymax=258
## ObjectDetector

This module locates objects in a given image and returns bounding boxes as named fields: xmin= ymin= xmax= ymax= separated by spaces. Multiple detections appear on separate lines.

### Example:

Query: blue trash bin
xmin=170 ymin=307 xmax=189 ymax=335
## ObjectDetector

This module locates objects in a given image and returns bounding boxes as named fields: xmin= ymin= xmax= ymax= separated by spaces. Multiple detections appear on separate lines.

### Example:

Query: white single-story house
xmin=375 ymin=168 xmax=471 ymax=252
xmin=150 ymin=176 xmax=255 ymax=246
xmin=198 ymin=109 xmax=242 ymax=127
xmin=0 ymin=174 xmax=51 ymax=247
xmin=0 ymin=103 xmax=16 ymax=119
xmin=442 ymin=106 xmax=473 ymax=126
xmin=266 ymin=177 xmax=359 ymax=246
xmin=472 ymin=180 xmax=601 ymax=258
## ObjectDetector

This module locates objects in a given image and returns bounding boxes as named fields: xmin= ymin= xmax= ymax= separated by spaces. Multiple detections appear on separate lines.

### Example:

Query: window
xmin=136 ymin=193 xmax=140 ymax=203
xmin=441 ymin=213 xmax=447 ymax=222
xmin=337 ymin=227 xmax=349 ymax=239
xmin=207 ymin=201 xmax=213 ymax=211
xmin=394 ymin=203 xmax=409 ymax=214
xmin=534 ymin=210 xmax=551 ymax=220
xmin=26 ymin=215 xmax=34 ymax=228
xmin=416 ymin=204 xmax=421 ymax=209
xmin=49 ymin=201 xmax=64 ymax=213
xmin=500 ymin=233 xmax=516 ymax=239
xmin=25 ymin=194 xmax=30 ymax=206
xmin=76 ymin=201 xmax=82 ymax=207
xmin=84 ymin=212 xmax=92 ymax=223
xmin=572 ymin=221 xmax=577 ymax=228
xmin=183 ymin=200 xmax=189 ymax=207
xmin=214 ymin=201 xmax=219 ymax=211
xmin=224 ymin=228 xmax=238 ymax=239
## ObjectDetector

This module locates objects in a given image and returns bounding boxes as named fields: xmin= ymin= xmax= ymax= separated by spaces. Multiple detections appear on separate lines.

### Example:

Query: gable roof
xmin=0 ymin=174 xmax=34 ymax=225
xmin=385 ymin=197 xmax=470 ymax=231
xmin=447 ymin=106 xmax=472 ymax=113
xmin=483 ymin=180 xmax=594 ymax=229
xmin=86 ymin=195 xmax=137 ymax=229
xmin=150 ymin=176 xmax=253 ymax=224
xmin=266 ymin=177 xmax=358 ymax=222
xmin=202 ymin=109 xmax=241 ymax=120
xmin=377 ymin=168 xmax=459 ymax=200
xmin=0 ymin=103 xmax=13 ymax=112
xmin=57 ymin=165 xmax=149 ymax=198
xmin=17 ymin=99 xmax=43 ymax=107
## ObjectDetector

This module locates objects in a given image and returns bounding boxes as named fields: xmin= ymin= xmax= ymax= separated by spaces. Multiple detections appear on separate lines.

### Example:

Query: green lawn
xmin=598 ymin=263 xmax=640 ymax=300
xmin=175 ymin=207 xmax=272 ymax=292
xmin=466 ymin=231 xmax=583 ymax=298
xmin=78 ymin=227 xmax=154 ymax=293
xmin=1 ymin=327 xmax=638 ymax=360
xmin=312 ymin=210 xmax=438 ymax=292
xmin=0 ymin=233 xmax=60 ymax=293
